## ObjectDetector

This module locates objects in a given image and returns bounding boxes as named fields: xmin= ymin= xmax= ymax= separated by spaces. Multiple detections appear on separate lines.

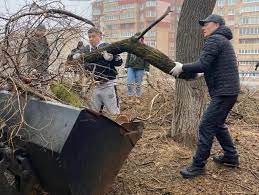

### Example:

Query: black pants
xmin=192 ymin=95 xmax=238 ymax=167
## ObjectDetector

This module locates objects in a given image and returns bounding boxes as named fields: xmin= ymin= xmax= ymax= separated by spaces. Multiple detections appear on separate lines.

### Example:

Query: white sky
xmin=0 ymin=0 xmax=92 ymax=18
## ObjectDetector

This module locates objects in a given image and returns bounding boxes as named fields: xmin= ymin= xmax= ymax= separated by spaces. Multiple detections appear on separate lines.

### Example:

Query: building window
xmin=227 ymin=0 xmax=236 ymax=4
xmin=239 ymin=27 xmax=259 ymax=35
xmin=242 ymin=0 xmax=259 ymax=3
xmin=105 ymin=24 xmax=120 ymax=30
xmin=240 ymin=17 xmax=259 ymax=24
xmin=120 ymin=3 xmax=135 ymax=10
xmin=104 ymin=15 xmax=119 ymax=21
xmin=120 ymin=12 xmax=134 ymax=19
xmin=121 ymin=32 xmax=135 ymax=37
xmin=240 ymin=6 xmax=259 ymax=13
xmin=120 ymin=23 xmax=135 ymax=29
xmin=239 ymin=49 xmax=259 ymax=54
xmin=103 ymin=0 xmax=117 ymax=3
xmin=146 ymin=0 xmax=156 ymax=7
xmin=145 ymin=10 xmax=156 ymax=17
xmin=103 ymin=5 xmax=120 ymax=13
xmin=217 ymin=0 xmax=225 ymax=6
xmin=239 ymin=38 xmax=259 ymax=44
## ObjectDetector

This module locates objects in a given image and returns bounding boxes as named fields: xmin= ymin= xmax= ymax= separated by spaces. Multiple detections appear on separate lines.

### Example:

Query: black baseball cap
xmin=199 ymin=14 xmax=225 ymax=26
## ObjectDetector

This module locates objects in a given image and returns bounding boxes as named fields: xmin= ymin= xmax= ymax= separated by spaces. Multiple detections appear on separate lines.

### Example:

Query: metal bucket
xmin=0 ymin=91 xmax=143 ymax=195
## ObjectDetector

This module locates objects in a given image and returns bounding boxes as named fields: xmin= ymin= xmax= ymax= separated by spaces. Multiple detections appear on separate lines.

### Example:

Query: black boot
xmin=180 ymin=165 xmax=205 ymax=179
xmin=213 ymin=155 xmax=239 ymax=167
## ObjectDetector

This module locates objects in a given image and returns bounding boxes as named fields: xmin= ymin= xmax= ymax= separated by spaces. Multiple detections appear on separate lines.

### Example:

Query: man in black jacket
xmin=71 ymin=27 xmax=123 ymax=115
xmin=170 ymin=14 xmax=240 ymax=178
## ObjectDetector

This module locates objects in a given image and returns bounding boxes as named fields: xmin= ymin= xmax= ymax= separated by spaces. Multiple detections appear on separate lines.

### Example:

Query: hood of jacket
xmin=211 ymin=25 xmax=233 ymax=40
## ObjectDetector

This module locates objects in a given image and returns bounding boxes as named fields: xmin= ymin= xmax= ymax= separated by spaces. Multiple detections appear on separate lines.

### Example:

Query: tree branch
xmin=136 ymin=6 xmax=173 ymax=40
xmin=8 ymin=9 xmax=95 ymax=26
xmin=79 ymin=38 xmax=194 ymax=79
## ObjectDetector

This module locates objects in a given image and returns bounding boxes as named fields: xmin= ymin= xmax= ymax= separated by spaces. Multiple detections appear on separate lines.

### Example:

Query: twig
xmin=137 ymin=6 xmax=172 ymax=39
xmin=239 ymin=166 xmax=259 ymax=181
xmin=3 ymin=76 xmax=55 ymax=102
xmin=140 ymin=161 xmax=155 ymax=166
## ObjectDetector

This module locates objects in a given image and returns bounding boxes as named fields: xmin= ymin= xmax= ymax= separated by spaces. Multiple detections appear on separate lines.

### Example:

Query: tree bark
xmin=171 ymin=0 xmax=217 ymax=148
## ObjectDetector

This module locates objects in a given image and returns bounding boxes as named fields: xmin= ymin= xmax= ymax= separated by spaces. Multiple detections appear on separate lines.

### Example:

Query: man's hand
xmin=169 ymin=62 xmax=183 ymax=77
xmin=102 ymin=50 xmax=113 ymax=61
xmin=72 ymin=53 xmax=81 ymax=60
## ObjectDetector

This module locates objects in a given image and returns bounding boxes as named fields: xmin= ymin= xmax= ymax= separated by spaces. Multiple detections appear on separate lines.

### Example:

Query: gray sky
xmin=0 ymin=0 xmax=92 ymax=18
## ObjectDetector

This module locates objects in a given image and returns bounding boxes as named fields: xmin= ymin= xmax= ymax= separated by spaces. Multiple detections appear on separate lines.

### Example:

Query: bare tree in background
xmin=0 ymin=0 xmax=94 ymax=96
xmin=171 ymin=0 xmax=217 ymax=148
xmin=0 ymin=2 xmax=179 ymax=103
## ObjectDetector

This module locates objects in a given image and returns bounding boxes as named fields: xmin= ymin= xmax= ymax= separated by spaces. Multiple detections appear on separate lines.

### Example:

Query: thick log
xmin=79 ymin=38 xmax=196 ymax=79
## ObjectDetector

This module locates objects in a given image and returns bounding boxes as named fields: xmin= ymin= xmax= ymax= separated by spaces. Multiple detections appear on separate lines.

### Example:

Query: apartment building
xmin=214 ymin=0 xmax=259 ymax=72
xmin=92 ymin=0 xmax=183 ymax=59
xmin=92 ymin=0 xmax=259 ymax=72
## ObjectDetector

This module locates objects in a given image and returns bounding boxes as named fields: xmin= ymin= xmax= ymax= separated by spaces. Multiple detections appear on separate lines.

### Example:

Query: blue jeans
xmin=127 ymin=67 xmax=145 ymax=97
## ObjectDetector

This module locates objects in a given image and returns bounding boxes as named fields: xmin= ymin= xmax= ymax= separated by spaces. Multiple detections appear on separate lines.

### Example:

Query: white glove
xmin=73 ymin=53 xmax=81 ymax=60
xmin=102 ymin=50 xmax=113 ymax=61
xmin=169 ymin=62 xmax=183 ymax=77
xmin=196 ymin=73 xmax=204 ymax=78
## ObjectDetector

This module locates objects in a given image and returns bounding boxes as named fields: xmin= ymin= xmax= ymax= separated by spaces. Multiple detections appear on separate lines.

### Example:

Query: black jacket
xmin=72 ymin=42 xmax=123 ymax=82
xmin=182 ymin=25 xmax=240 ymax=97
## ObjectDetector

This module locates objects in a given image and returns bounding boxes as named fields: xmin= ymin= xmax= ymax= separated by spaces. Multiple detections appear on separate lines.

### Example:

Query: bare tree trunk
xmin=171 ymin=0 xmax=217 ymax=148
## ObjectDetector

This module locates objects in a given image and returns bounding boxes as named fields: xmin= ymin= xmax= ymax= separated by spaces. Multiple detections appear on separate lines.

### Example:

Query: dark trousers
xmin=192 ymin=95 xmax=238 ymax=167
